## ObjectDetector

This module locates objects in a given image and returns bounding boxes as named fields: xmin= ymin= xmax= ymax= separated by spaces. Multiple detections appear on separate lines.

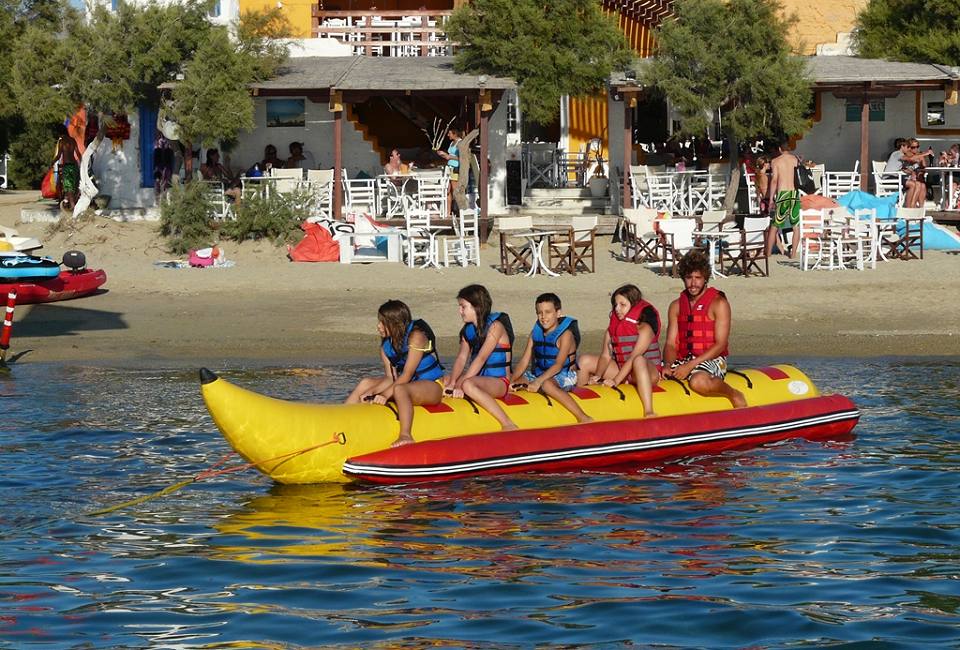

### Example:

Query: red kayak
xmin=0 ymin=268 xmax=107 ymax=304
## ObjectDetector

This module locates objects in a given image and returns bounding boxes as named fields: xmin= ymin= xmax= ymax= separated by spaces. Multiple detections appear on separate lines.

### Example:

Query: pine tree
xmin=445 ymin=0 xmax=633 ymax=125
xmin=853 ymin=0 xmax=960 ymax=66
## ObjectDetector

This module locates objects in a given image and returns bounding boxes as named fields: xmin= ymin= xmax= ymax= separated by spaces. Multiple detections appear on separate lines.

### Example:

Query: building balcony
xmin=311 ymin=9 xmax=456 ymax=57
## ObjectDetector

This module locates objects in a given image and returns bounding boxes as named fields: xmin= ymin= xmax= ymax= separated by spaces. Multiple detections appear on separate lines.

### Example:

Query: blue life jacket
xmin=460 ymin=312 xmax=514 ymax=377
xmin=531 ymin=316 xmax=580 ymax=375
xmin=382 ymin=319 xmax=444 ymax=381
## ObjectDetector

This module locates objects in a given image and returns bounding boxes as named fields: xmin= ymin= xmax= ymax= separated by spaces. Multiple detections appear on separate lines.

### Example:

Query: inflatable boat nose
xmin=199 ymin=367 xmax=219 ymax=384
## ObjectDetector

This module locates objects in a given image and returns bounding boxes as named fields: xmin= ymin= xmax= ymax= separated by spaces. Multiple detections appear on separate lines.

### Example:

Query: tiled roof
xmin=253 ymin=56 xmax=515 ymax=92
xmin=611 ymin=55 xmax=960 ymax=87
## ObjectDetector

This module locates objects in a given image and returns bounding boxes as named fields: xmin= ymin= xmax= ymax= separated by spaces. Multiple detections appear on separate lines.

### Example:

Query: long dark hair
xmin=610 ymin=284 xmax=642 ymax=310
xmin=457 ymin=284 xmax=492 ymax=340
xmin=378 ymin=299 xmax=412 ymax=352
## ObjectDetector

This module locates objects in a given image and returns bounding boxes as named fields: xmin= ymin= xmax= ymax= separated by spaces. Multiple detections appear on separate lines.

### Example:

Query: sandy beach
xmin=2 ymin=189 xmax=958 ymax=365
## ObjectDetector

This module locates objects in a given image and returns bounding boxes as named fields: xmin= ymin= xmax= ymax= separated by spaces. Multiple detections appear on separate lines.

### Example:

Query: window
xmin=209 ymin=0 xmax=221 ymax=17
xmin=927 ymin=101 xmax=945 ymax=126
xmin=845 ymin=99 xmax=885 ymax=122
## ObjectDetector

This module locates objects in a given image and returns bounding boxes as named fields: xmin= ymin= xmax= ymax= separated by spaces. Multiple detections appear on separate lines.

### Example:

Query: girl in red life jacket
xmin=446 ymin=284 xmax=518 ymax=431
xmin=577 ymin=284 xmax=662 ymax=417
xmin=345 ymin=299 xmax=445 ymax=447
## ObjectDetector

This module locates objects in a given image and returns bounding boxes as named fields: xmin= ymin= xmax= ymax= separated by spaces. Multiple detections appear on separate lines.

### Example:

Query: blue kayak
xmin=0 ymin=253 xmax=61 ymax=281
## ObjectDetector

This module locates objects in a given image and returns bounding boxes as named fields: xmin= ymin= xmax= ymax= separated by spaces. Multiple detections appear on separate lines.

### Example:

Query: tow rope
xmin=86 ymin=432 xmax=346 ymax=517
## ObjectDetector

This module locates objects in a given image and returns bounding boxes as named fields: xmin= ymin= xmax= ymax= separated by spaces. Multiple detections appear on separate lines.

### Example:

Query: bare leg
xmin=345 ymin=376 xmax=391 ymax=404
xmin=577 ymin=353 xmax=600 ymax=385
xmin=462 ymin=376 xmax=517 ymax=430
xmin=630 ymin=356 xmax=658 ymax=417
xmin=788 ymin=225 xmax=800 ymax=259
xmin=541 ymin=379 xmax=592 ymax=423
xmin=765 ymin=225 xmax=779 ymax=257
xmin=447 ymin=178 xmax=458 ymax=218
xmin=392 ymin=380 xmax=444 ymax=446
xmin=688 ymin=372 xmax=746 ymax=408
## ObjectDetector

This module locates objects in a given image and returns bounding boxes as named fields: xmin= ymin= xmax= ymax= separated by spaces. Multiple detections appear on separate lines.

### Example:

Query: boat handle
xmin=664 ymin=375 xmax=690 ymax=396
xmin=728 ymin=369 xmax=753 ymax=389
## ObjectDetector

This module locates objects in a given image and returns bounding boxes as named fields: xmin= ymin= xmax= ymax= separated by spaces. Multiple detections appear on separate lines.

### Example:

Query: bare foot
xmin=577 ymin=415 xmax=594 ymax=424
xmin=390 ymin=433 xmax=414 ymax=448
xmin=730 ymin=391 xmax=747 ymax=408
xmin=644 ymin=411 xmax=658 ymax=418
xmin=501 ymin=423 xmax=519 ymax=431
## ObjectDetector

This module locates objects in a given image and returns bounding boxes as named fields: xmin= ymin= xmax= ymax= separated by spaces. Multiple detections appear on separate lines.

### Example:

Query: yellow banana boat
xmin=199 ymin=365 xmax=860 ymax=484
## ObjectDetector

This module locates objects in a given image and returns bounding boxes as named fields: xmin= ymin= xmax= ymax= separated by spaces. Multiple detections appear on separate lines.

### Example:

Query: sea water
xmin=1 ymin=358 xmax=958 ymax=648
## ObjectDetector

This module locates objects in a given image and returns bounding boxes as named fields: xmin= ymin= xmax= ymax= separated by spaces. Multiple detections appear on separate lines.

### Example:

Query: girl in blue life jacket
xmin=577 ymin=284 xmax=662 ymax=417
xmin=346 ymin=299 xmax=445 ymax=446
xmin=509 ymin=292 xmax=593 ymax=424
xmin=446 ymin=284 xmax=518 ymax=431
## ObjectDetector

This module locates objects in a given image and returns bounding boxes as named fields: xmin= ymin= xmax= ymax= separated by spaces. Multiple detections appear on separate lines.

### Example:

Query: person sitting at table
xmin=902 ymin=139 xmax=934 ymax=208
xmin=200 ymin=148 xmax=242 ymax=202
xmin=384 ymin=149 xmax=408 ymax=176
xmin=286 ymin=141 xmax=316 ymax=171
xmin=260 ymin=144 xmax=284 ymax=172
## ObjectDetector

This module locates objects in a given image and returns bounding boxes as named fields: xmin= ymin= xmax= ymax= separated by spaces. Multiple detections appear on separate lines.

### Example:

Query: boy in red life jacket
xmin=577 ymin=284 xmax=662 ymax=417
xmin=662 ymin=250 xmax=747 ymax=408
xmin=509 ymin=293 xmax=592 ymax=424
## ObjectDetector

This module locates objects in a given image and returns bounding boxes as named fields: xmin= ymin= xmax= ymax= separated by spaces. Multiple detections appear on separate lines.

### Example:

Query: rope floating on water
xmin=86 ymin=432 xmax=346 ymax=517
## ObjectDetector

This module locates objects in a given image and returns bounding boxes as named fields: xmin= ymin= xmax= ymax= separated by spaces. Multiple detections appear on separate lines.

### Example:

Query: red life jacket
xmin=608 ymin=300 xmax=661 ymax=368
xmin=676 ymin=286 xmax=728 ymax=358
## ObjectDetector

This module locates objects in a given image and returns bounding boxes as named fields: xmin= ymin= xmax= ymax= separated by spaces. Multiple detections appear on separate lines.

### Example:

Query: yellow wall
xmin=242 ymin=0 xmax=314 ymax=38
xmin=780 ymin=0 xmax=868 ymax=54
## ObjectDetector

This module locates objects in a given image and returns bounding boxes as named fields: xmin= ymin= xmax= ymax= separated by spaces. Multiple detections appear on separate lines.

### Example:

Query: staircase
xmin=501 ymin=186 xmax=618 ymax=233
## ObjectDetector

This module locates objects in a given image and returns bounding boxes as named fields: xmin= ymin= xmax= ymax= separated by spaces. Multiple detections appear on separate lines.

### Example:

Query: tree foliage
xmin=6 ymin=0 xmax=289 ymax=187
xmin=170 ymin=8 xmax=292 ymax=146
xmin=853 ymin=0 xmax=960 ymax=65
xmin=445 ymin=0 xmax=633 ymax=125
xmin=645 ymin=0 xmax=811 ymax=144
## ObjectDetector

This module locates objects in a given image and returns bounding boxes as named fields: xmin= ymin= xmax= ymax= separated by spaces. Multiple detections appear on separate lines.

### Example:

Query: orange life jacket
xmin=676 ymin=286 xmax=728 ymax=358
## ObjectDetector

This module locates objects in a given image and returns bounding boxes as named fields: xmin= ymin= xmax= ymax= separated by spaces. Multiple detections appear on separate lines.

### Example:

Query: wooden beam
xmin=333 ymin=106 xmax=342 ymax=219
xmin=623 ymin=93 xmax=633 ymax=212
xmin=480 ymin=103 xmax=490 ymax=227
xmin=860 ymin=99 xmax=869 ymax=190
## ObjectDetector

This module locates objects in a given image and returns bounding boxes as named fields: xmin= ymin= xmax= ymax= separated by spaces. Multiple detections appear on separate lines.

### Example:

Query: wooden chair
xmin=720 ymin=216 xmax=770 ymax=277
xmin=497 ymin=215 xmax=534 ymax=274
xmin=653 ymin=217 xmax=699 ymax=277
xmin=890 ymin=206 xmax=925 ymax=260
xmin=548 ymin=215 xmax=598 ymax=274
xmin=620 ymin=207 xmax=660 ymax=263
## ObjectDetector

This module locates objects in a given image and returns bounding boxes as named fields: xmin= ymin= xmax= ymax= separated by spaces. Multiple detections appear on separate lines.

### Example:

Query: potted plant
xmin=588 ymin=162 xmax=608 ymax=198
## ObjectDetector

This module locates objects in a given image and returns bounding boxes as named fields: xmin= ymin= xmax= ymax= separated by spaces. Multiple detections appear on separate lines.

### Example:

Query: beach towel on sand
xmin=289 ymin=221 xmax=340 ymax=262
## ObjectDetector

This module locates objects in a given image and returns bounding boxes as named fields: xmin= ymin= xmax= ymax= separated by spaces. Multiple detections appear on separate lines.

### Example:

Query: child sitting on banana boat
xmin=509 ymin=292 xmax=592 ymax=424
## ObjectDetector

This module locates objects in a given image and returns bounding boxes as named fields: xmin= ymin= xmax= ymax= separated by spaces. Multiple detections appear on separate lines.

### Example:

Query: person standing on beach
xmin=663 ymin=250 xmax=746 ymax=409
xmin=435 ymin=127 xmax=462 ymax=219
xmin=56 ymin=132 xmax=80 ymax=212
xmin=765 ymin=140 xmax=801 ymax=258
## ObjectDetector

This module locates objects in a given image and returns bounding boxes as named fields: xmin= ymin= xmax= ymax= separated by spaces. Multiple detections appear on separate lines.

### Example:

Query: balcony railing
xmin=311 ymin=9 xmax=456 ymax=57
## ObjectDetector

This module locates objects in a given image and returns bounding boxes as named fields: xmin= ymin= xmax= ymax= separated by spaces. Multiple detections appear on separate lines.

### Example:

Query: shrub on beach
xmin=158 ymin=181 xmax=216 ymax=254
xmin=220 ymin=189 xmax=315 ymax=244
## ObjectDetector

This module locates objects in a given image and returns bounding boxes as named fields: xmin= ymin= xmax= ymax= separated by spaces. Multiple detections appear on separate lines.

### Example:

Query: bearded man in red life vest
xmin=662 ymin=249 xmax=747 ymax=408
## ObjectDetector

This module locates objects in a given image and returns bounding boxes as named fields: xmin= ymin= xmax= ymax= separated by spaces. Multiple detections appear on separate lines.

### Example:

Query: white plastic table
xmin=514 ymin=230 xmax=563 ymax=277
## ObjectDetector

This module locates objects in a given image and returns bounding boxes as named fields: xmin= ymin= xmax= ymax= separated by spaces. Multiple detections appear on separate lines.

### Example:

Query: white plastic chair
xmin=401 ymin=195 xmax=435 ymax=268
xmin=442 ymin=208 xmax=480 ymax=267
xmin=871 ymin=160 xmax=902 ymax=204
xmin=344 ymin=178 xmax=377 ymax=216
xmin=853 ymin=207 xmax=879 ymax=269
xmin=628 ymin=164 xmax=649 ymax=208
xmin=645 ymin=172 xmax=675 ymax=212
xmin=742 ymin=165 xmax=760 ymax=214
xmin=798 ymin=208 xmax=827 ymax=271
xmin=270 ymin=167 xmax=304 ymax=195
